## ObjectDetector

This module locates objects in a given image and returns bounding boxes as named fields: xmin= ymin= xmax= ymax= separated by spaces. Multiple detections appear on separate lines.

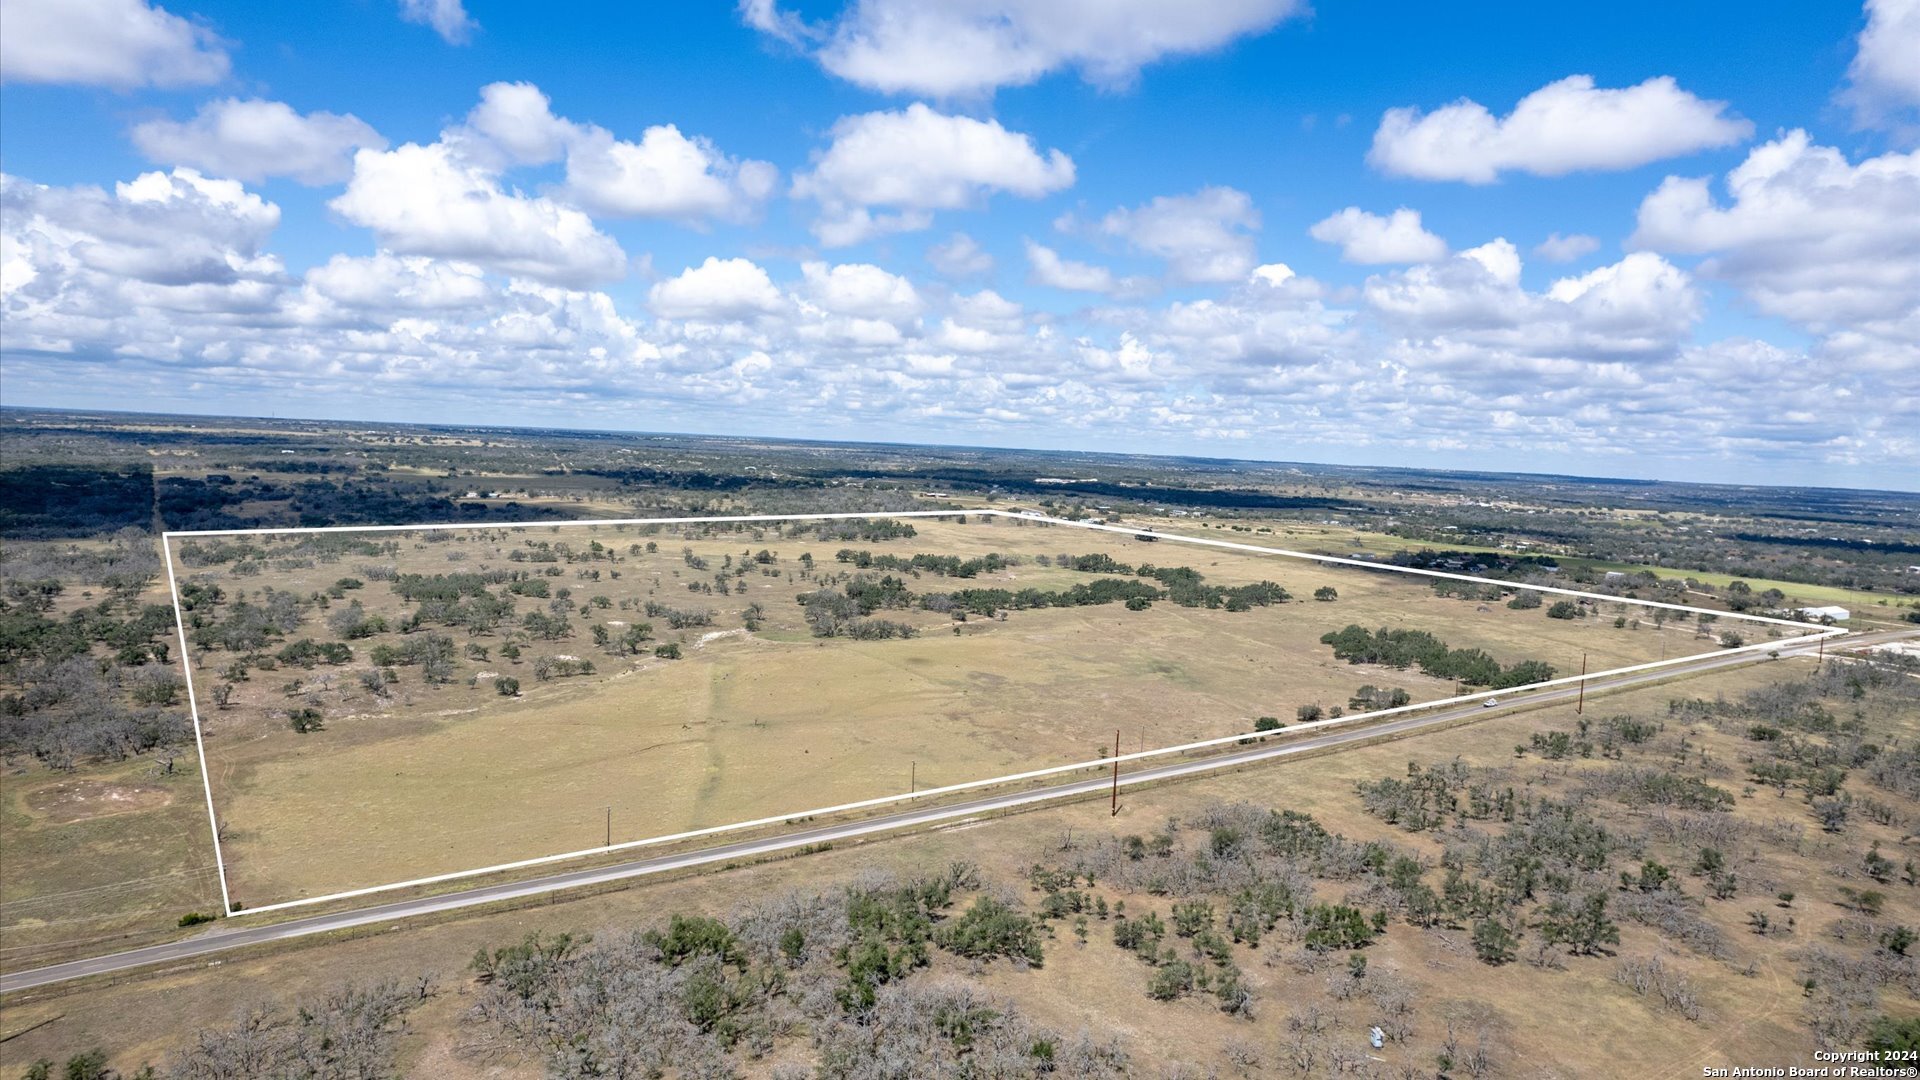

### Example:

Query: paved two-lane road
xmin=4 ymin=628 xmax=1903 ymax=995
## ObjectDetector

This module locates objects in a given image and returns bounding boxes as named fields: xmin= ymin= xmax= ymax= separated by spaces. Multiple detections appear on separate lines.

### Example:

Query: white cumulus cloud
xmin=565 ymin=125 xmax=778 ymax=223
xmin=3 ymin=164 xmax=1913 ymax=486
xmin=1534 ymin=232 xmax=1601 ymax=263
xmin=800 ymin=261 xmax=924 ymax=321
xmin=302 ymin=253 xmax=490 ymax=315
xmin=649 ymin=257 xmax=784 ymax=320
xmin=1845 ymin=0 xmax=1920 ymax=130
xmin=1098 ymin=186 xmax=1259 ymax=283
xmin=793 ymin=103 xmax=1075 ymax=245
xmin=463 ymin=81 xmax=576 ymax=165
xmin=458 ymin=82 xmax=777 ymax=224
xmin=1249 ymin=263 xmax=1296 ymax=287
xmin=132 ymin=99 xmax=387 ymax=185
xmin=927 ymin=232 xmax=994 ymax=277
xmin=0 ymin=0 xmax=228 ymax=89
xmin=328 ymin=142 xmax=627 ymax=287
xmin=2 ymin=168 xmax=279 ymax=292
xmin=1309 ymin=207 xmax=1448 ymax=265
xmin=1365 ymin=241 xmax=1701 ymax=361
xmin=1369 ymin=75 xmax=1752 ymax=184
xmin=1024 ymin=240 xmax=1117 ymax=293
xmin=1631 ymin=130 xmax=1920 ymax=330
xmin=400 ymin=0 xmax=477 ymax=44
xmin=741 ymin=0 xmax=1307 ymax=98
xmin=0 ymin=168 xmax=285 ymax=362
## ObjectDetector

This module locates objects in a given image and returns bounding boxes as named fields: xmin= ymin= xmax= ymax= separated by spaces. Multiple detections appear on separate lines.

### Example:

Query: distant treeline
xmin=1386 ymin=513 xmax=1920 ymax=596
xmin=588 ymin=460 xmax=1364 ymax=510
xmin=580 ymin=466 xmax=833 ymax=492
xmin=2 ymin=422 xmax=330 ymax=451
xmin=1386 ymin=549 xmax=1561 ymax=574
xmin=1 ymin=458 xmax=569 ymax=538
xmin=156 ymin=474 xmax=566 ymax=532
xmin=1730 ymin=532 xmax=1920 ymax=555
xmin=0 ymin=465 xmax=154 ymax=537
xmin=240 ymin=459 xmax=355 ymax=475
xmin=828 ymin=465 xmax=1360 ymax=511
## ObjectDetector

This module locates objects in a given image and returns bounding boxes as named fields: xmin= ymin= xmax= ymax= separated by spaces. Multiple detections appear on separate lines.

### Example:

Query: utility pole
xmin=605 ymin=806 xmax=611 ymax=849
xmin=1110 ymin=730 xmax=1121 ymax=816
xmin=910 ymin=760 xmax=916 ymax=793
xmin=1576 ymin=652 xmax=1588 ymax=714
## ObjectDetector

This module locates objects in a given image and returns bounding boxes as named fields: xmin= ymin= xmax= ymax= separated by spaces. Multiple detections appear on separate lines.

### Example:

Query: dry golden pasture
xmin=174 ymin=515 xmax=1744 ymax=905
xmin=0 ymin=756 xmax=223 ymax=968
xmin=5 ymin=660 xmax=1914 ymax=1079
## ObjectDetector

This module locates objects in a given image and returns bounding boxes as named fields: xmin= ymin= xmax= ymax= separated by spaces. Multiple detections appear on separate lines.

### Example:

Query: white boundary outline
xmin=162 ymin=533 xmax=233 ymax=917
xmin=160 ymin=508 xmax=1843 ymax=918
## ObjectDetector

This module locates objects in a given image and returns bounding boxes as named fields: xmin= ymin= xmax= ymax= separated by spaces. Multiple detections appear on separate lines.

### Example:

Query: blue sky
xmin=1 ymin=0 xmax=1915 ymax=488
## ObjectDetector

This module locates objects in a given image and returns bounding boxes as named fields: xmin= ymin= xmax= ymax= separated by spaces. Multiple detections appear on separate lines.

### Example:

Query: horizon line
xmin=4 ymin=402 xmax=1915 ymax=498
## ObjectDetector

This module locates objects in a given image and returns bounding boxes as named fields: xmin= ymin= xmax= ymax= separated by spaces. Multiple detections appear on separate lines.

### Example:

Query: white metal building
xmin=1797 ymin=605 xmax=1851 ymax=621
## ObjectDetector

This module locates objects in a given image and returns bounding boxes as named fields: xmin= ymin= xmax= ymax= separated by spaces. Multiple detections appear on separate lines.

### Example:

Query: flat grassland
xmin=0 ymin=757 xmax=222 ymax=967
xmin=4 ymin=658 xmax=1913 ymax=1080
xmin=172 ymin=515 xmax=1751 ymax=906
xmin=1257 ymin=519 xmax=1910 ymax=623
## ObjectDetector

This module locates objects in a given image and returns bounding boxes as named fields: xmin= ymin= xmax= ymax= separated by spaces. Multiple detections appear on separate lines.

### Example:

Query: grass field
xmin=172 ymin=514 xmax=1776 ymax=906
xmin=4 ymin=657 xmax=1913 ymax=1079
xmin=1233 ymin=517 xmax=1916 ymax=623
xmin=0 ymin=756 xmax=222 ymax=969
xmin=1561 ymin=557 xmax=1912 ymax=618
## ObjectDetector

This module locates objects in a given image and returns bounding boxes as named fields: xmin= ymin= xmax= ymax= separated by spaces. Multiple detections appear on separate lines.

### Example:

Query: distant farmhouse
xmin=1797 ymin=605 xmax=1851 ymax=622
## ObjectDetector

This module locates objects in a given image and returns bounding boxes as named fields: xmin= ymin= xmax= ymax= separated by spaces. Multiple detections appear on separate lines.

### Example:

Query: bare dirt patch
xmin=24 ymin=779 xmax=175 ymax=824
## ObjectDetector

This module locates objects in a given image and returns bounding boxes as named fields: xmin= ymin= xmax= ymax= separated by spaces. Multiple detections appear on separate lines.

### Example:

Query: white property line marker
xmin=161 ymin=508 xmax=1841 ymax=918
xmin=162 ymin=533 xmax=233 ymax=918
